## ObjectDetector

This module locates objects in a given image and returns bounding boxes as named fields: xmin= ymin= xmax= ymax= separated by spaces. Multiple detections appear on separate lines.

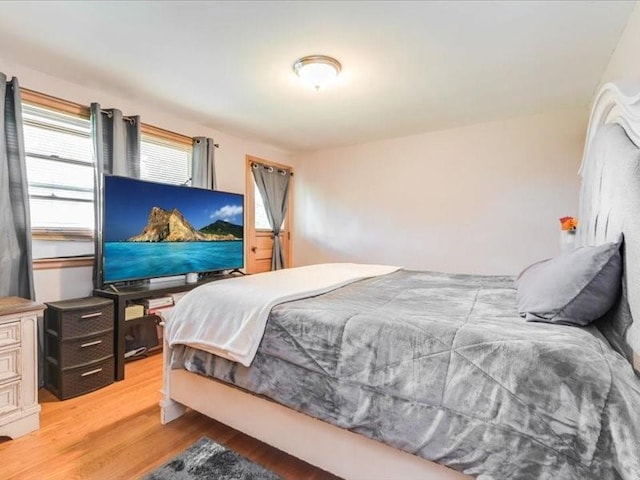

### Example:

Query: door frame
xmin=245 ymin=155 xmax=294 ymax=272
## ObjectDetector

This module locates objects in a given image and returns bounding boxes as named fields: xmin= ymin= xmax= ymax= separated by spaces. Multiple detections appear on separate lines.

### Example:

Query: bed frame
xmin=160 ymin=339 xmax=468 ymax=480
xmin=578 ymin=82 xmax=640 ymax=372
xmin=161 ymin=82 xmax=640 ymax=479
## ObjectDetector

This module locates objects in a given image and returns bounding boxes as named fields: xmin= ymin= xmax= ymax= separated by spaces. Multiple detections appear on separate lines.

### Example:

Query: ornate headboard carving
xmin=578 ymin=82 xmax=640 ymax=371
xmin=580 ymin=82 xmax=640 ymax=176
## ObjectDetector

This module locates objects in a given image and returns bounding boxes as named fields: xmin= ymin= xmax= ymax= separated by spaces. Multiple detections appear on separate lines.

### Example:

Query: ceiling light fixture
xmin=293 ymin=55 xmax=342 ymax=91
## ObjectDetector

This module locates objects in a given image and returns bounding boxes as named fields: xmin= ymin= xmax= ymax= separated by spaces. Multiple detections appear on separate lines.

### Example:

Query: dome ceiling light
xmin=293 ymin=55 xmax=342 ymax=91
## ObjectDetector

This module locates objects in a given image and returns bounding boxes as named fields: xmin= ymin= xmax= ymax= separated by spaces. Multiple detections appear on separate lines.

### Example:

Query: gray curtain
xmin=90 ymin=103 xmax=141 ymax=288
xmin=0 ymin=73 xmax=34 ymax=300
xmin=91 ymin=103 xmax=141 ymax=177
xmin=192 ymin=137 xmax=216 ymax=189
xmin=252 ymin=163 xmax=290 ymax=270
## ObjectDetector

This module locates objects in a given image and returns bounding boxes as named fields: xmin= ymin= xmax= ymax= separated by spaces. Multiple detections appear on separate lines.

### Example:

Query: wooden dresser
xmin=0 ymin=297 xmax=44 ymax=439
xmin=44 ymin=297 xmax=114 ymax=400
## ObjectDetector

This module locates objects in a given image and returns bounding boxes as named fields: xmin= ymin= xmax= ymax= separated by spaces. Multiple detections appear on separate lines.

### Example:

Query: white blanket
xmin=165 ymin=263 xmax=400 ymax=366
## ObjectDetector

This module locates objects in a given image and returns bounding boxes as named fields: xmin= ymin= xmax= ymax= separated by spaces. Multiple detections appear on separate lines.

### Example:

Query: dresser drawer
xmin=46 ymin=356 xmax=114 ymax=400
xmin=67 ymin=307 xmax=112 ymax=334
xmin=0 ymin=381 xmax=19 ymax=416
xmin=0 ymin=347 xmax=20 ymax=384
xmin=0 ymin=322 xmax=20 ymax=349
xmin=57 ymin=330 xmax=113 ymax=368
xmin=45 ymin=298 xmax=113 ymax=339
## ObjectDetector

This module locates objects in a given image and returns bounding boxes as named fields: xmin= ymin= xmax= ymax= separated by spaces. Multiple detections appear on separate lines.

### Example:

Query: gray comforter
xmin=171 ymin=270 xmax=640 ymax=479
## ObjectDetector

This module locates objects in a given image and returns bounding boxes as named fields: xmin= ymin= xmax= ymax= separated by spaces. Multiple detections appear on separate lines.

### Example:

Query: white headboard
xmin=578 ymin=82 xmax=640 ymax=372
xmin=580 ymin=82 xmax=640 ymax=175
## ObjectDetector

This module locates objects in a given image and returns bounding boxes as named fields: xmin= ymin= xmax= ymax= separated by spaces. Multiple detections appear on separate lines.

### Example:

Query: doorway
xmin=245 ymin=155 xmax=293 ymax=274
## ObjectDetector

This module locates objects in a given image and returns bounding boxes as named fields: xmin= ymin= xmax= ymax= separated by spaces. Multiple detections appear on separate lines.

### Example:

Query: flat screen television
xmin=101 ymin=175 xmax=244 ymax=286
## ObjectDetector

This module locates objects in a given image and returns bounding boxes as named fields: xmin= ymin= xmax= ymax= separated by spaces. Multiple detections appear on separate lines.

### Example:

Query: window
xmin=22 ymin=93 xmax=193 ymax=237
xmin=254 ymin=180 xmax=272 ymax=230
xmin=140 ymin=133 xmax=192 ymax=186
xmin=23 ymin=103 xmax=94 ymax=234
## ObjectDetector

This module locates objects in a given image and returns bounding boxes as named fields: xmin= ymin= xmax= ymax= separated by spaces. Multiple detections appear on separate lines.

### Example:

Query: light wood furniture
xmin=0 ymin=354 xmax=334 ymax=480
xmin=0 ymin=297 xmax=44 ymax=440
xmin=44 ymin=297 xmax=114 ymax=400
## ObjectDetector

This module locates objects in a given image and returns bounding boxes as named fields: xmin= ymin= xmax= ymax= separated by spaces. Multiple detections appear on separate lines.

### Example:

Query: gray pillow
xmin=516 ymin=240 xmax=622 ymax=326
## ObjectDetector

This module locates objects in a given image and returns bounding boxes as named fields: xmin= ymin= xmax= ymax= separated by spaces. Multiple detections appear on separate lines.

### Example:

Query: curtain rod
xmin=251 ymin=162 xmax=293 ymax=176
xmin=100 ymin=110 xmax=219 ymax=148
xmin=100 ymin=109 xmax=136 ymax=124
xmin=193 ymin=137 xmax=220 ymax=148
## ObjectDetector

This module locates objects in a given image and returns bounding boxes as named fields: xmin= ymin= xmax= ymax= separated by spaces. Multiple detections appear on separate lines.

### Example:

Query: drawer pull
xmin=81 ymin=312 xmax=103 ymax=319
xmin=80 ymin=368 xmax=103 ymax=377
xmin=80 ymin=340 xmax=102 ymax=348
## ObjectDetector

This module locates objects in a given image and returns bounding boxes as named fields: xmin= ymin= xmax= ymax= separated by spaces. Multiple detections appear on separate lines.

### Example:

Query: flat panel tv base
xmin=94 ymin=274 xmax=234 ymax=381
xmin=228 ymin=268 xmax=246 ymax=276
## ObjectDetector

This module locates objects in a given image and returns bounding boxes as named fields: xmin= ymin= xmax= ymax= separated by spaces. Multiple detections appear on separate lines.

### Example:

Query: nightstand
xmin=44 ymin=297 xmax=115 ymax=400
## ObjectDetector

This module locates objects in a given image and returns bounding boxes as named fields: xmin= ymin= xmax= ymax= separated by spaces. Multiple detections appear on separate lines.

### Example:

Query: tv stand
xmin=94 ymin=275 xmax=233 ymax=381
xmin=228 ymin=268 xmax=246 ymax=276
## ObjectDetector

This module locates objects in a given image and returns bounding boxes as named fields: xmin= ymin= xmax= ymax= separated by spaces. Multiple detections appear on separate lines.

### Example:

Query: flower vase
xmin=560 ymin=230 xmax=576 ymax=252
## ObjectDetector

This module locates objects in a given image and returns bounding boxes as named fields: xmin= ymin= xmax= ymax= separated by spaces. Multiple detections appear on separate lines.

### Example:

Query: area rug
xmin=144 ymin=437 xmax=283 ymax=480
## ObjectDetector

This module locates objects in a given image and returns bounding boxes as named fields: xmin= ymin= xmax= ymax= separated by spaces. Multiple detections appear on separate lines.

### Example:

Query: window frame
xmin=22 ymin=89 xmax=94 ymax=240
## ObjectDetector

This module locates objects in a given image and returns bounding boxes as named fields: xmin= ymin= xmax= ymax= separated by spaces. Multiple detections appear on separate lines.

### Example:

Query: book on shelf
xmin=135 ymin=296 xmax=174 ymax=309
xmin=169 ymin=292 xmax=189 ymax=304
xmin=125 ymin=304 xmax=145 ymax=321
xmin=147 ymin=305 xmax=174 ymax=316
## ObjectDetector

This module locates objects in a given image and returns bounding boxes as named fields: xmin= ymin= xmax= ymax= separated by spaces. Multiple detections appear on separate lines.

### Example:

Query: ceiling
xmin=0 ymin=1 xmax=635 ymax=152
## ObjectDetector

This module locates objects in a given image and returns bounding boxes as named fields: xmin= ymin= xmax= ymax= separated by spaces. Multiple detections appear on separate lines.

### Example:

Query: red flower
xmin=559 ymin=216 xmax=578 ymax=231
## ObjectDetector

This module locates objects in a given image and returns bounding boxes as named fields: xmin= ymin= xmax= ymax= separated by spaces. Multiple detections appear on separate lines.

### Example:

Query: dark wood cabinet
xmin=94 ymin=275 xmax=234 ymax=381
xmin=44 ymin=297 xmax=114 ymax=400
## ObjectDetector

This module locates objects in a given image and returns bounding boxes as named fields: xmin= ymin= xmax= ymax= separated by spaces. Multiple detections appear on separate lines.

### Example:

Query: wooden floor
xmin=0 ymin=354 xmax=339 ymax=480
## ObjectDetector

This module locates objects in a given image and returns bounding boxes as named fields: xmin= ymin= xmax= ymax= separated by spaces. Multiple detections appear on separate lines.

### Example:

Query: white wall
xmin=0 ymin=58 xmax=293 ymax=302
xmin=599 ymin=2 xmax=640 ymax=86
xmin=293 ymin=108 xmax=587 ymax=275
xmin=33 ymin=268 xmax=94 ymax=304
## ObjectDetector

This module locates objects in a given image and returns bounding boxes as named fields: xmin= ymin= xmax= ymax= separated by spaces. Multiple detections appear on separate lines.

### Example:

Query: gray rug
xmin=144 ymin=437 xmax=283 ymax=480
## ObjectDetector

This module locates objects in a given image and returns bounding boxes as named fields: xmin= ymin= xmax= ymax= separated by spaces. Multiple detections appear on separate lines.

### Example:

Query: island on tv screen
xmin=103 ymin=176 xmax=244 ymax=283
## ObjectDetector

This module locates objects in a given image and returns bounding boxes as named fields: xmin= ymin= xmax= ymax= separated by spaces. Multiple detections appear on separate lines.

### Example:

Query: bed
xmin=161 ymin=82 xmax=640 ymax=480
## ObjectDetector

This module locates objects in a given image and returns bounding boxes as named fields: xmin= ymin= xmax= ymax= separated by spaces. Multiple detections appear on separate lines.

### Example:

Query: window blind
xmin=23 ymin=104 xmax=94 ymax=232
xmin=140 ymin=133 xmax=192 ymax=186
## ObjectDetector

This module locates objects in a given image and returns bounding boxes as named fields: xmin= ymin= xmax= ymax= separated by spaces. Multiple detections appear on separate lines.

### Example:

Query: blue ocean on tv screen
xmin=103 ymin=176 xmax=245 ymax=283
xmin=104 ymin=241 xmax=243 ymax=283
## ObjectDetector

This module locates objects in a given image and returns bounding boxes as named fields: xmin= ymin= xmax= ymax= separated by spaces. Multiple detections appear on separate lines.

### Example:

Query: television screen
xmin=102 ymin=175 xmax=244 ymax=285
